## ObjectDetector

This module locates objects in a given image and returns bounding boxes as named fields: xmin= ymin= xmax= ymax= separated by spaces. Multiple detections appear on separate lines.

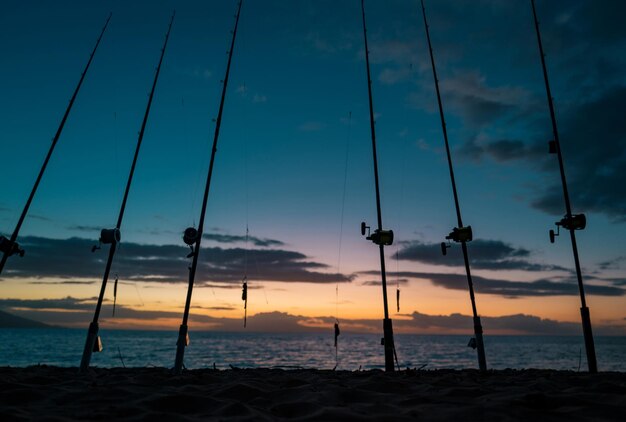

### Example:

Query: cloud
xmin=531 ymin=87 xmax=626 ymax=221
xmin=202 ymin=233 xmax=284 ymax=247
xmin=438 ymin=71 xmax=534 ymax=127
xmin=0 ymin=236 xmax=353 ymax=285
xmin=360 ymin=278 xmax=410 ymax=287
xmin=397 ymin=239 xmax=567 ymax=272
xmin=597 ymin=256 xmax=626 ymax=271
xmin=360 ymin=270 xmax=625 ymax=298
xmin=306 ymin=31 xmax=355 ymax=54
xmin=297 ymin=121 xmax=326 ymax=132
xmin=3 ymin=298 xmax=624 ymax=335
xmin=68 ymin=225 xmax=103 ymax=232
xmin=252 ymin=94 xmax=267 ymax=103
xmin=455 ymin=85 xmax=626 ymax=221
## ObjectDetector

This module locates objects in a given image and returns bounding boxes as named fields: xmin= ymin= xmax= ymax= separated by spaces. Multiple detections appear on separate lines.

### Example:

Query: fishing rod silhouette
xmin=531 ymin=0 xmax=597 ymax=373
xmin=359 ymin=0 xmax=399 ymax=373
xmin=420 ymin=0 xmax=487 ymax=371
xmin=79 ymin=12 xmax=175 ymax=373
xmin=0 ymin=14 xmax=112 ymax=275
xmin=174 ymin=0 xmax=243 ymax=375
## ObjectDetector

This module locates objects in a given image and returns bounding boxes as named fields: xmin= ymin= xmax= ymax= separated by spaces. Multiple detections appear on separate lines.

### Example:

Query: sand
xmin=0 ymin=366 xmax=625 ymax=421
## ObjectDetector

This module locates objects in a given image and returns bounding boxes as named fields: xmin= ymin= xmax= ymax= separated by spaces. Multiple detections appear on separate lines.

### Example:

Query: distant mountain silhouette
xmin=0 ymin=309 xmax=51 ymax=328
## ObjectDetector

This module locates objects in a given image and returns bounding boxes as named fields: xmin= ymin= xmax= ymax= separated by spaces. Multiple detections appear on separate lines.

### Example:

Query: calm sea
xmin=1 ymin=329 xmax=625 ymax=371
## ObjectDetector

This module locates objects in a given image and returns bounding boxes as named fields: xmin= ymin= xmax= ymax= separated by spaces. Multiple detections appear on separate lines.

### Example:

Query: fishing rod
xmin=530 ymin=0 xmax=597 ymax=373
xmin=174 ymin=0 xmax=243 ymax=375
xmin=420 ymin=0 xmax=487 ymax=372
xmin=358 ymin=0 xmax=397 ymax=372
xmin=0 ymin=14 xmax=112 ymax=275
xmin=79 ymin=12 xmax=175 ymax=372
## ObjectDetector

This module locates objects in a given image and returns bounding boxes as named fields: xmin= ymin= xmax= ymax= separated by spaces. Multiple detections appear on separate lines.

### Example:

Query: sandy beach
xmin=0 ymin=366 xmax=624 ymax=421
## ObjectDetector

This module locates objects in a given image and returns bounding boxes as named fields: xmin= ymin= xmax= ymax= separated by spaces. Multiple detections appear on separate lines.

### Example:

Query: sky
xmin=0 ymin=0 xmax=625 ymax=337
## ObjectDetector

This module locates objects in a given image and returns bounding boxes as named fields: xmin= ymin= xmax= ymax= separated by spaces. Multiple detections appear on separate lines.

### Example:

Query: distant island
xmin=0 ymin=309 xmax=51 ymax=328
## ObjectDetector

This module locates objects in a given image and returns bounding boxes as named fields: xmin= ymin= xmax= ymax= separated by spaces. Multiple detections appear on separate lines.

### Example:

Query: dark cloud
xmin=202 ymin=233 xmax=284 ymax=247
xmin=360 ymin=270 xmax=625 ymax=298
xmin=460 ymin=138 xmax=545 ymax=163
xmin=532 ymin=87 xmax=626 ymax=221
xmin=0 ymin=296 xmax=98 ymax=311
xmin=597 ymin=256 xmax=626 ymax=271
xmin=193 ymin=305 xmax=237 ymax=312
xmin=68 ymin=225 xmax=103 ymax=232
xmin=457 ymin=87 xmax=626 ymax=221
xmin=437 ymin=71 xmax=535 ymax=128
xmin=360 ymin=278 xmax=409 ymax=287
xmin=0 ymin=236 xmax=353 ymax=285
xmin=397 ymin=239 xmax=567 ymax=272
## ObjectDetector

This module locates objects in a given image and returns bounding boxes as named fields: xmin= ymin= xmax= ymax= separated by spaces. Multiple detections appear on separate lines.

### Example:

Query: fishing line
xmin=394 ymin=62 xmax=413 ymax=315
xmin=334 ymin=110 xmax=352 ymax=368
xmin=134 ymin=283 xmax=144 ymax=307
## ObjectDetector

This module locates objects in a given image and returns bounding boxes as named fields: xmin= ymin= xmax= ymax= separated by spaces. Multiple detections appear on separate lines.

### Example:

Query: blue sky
xmin=0 ymin=0 xmax=625 ymax=336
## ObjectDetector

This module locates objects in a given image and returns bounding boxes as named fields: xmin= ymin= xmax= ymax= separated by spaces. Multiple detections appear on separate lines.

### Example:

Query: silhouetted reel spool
xmin=100 ymin=228 xmax=120 ymax=244
xmin=183 ymin=227 xmax=198 ymax=246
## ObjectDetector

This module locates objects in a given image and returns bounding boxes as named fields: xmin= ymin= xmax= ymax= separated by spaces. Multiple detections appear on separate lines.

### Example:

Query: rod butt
xmin=580 ymin=306 xmax=598 ymax=373
xmin=382 ymin=318 xmax=395 ymax=372
xmin=473 ymin=316 xmax=487 ymax=372
xmin=79 ymin=322 xmax=99 ymax=373
xmin=173 ymin=324 xmax=188 ymax=374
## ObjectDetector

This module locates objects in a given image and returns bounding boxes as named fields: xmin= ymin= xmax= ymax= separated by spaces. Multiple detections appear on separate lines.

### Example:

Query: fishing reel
xmin=0 ymin=236 xmax=25 ymax=257
xmin=360 ymin=222 xmax=394 ymax=246
xmin=549 ymin=213 xmax=586 ymax=243
xmin=440 ymin=226 xmax=472 ymax=256
xmin=183 ymin=227 xmax=199 ymax=258
xmin=91 ymin=228 xmax=120 ymax=252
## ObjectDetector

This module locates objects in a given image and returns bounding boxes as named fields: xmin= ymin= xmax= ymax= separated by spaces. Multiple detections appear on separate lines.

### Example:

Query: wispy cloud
xmin=297 ymin=121 xmax=326 ymax=132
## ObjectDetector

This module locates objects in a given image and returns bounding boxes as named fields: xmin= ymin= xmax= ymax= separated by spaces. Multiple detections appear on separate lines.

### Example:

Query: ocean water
xmin=1 ymin=328 xmax=625 ymax=371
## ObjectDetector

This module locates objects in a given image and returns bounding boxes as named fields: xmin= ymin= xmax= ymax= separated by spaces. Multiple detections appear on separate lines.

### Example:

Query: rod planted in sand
xmin=359 ymin=0 xmax=397 ymax=372
xmin=0 ymin=14 xmax=112 ymax=275
xmin=530 ymin=0 xmax=597 ymax=373
xmin=420 ymin=0 xmax=487 ymax=371
xmin=174 ymin=0 xmax=243 ymax=375
xmin=79 ymin=12 xmax=175 ymax=373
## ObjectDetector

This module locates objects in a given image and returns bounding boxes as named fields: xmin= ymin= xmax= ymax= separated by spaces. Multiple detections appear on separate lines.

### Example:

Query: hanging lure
xmin=334 ymin=320 xmax=340 ymax=348
xmin=396 ymin=286 xmax=400 ymax=313
xmin=112 ymin=274 xmax=119 ymax=317
xmin=242 ymin=276 xmax=248 ymax=328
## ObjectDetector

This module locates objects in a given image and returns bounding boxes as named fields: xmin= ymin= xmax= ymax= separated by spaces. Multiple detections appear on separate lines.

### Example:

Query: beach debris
xmin=420 ymin=0 xmax=487 ymax=372
xmin=358 ymin=0 xmax=398 ymax=373
xmin=79 ymin=12 xmax=175 ymax=374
